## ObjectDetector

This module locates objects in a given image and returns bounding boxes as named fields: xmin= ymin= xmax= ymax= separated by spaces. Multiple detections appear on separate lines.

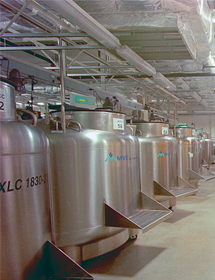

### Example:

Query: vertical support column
xmin=174 ymin=103 xmax=177 ymax=137
xmin=157 ymin=94 xmax=159 ymax=107
xmin=167 ymin=99 xmax=170 ymax=114
xmin=99 ymin=50 xmax=106 ymax=91
xmin=59 ymin=39 xmax=66 ymax=132
xmin=144 ymin=88 xmax=148 ymax=107
xmin=209 ymin=115 xmax=212 ymax=136
xmin=142 ymin=88 xmax=145 ymax=107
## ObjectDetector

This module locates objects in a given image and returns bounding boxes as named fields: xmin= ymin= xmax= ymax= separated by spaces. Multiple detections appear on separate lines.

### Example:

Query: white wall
xmin=178 ymin=115 xmax=215 ymax=137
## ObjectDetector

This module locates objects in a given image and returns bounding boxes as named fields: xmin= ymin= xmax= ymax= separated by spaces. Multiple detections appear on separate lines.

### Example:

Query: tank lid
xmin=136 ymin=122 xmax=170 ymax=137
xmin=176 ymin=126 xmax=195 ymax=138
xmin=71 ymin=110 xmax=127 ymax=133
xmin=0 ymin=80 xmax=16 ymax=121
xmin=0 ymin=77 xmax=16 ymax=89
xmin=49 ymin=104 xmax=125 ymax=115
xmin=132 ymin=119 xmax=168 ymax=124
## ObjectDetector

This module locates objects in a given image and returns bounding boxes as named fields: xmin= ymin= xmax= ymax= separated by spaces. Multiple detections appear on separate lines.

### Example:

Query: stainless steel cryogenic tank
xmin=176 ymin=127 xmax=215 ymax=183
xmin=136 ymin=122 xmax=177 ymax=196
xmin=176 ymin=126 xmax=201 ymax=181
xmin=135 ymin=122 xmax=197 ymax=208
xmin=49 ymin=111 xmax=138 ymax=246
xmin=0 ymin=81 xmax=51 ymax=279
xmin=0 ymin=80 xmax=94 ymax=280
xmin=42 ymin=109 xmax=171 ymax=262
xmin=202 ymin=134 xmax=214 ymax=168
xmin=200 ymin=138 xmax=206 ymax=165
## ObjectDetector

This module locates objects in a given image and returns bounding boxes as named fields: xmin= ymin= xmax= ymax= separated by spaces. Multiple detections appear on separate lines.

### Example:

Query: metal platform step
xmin=153 ymin=180 xmax=176 ymax=207
xmin=130 ymin=209 xmax=171 ymax=231
xmin=33 ymin=241 xmax=94 ymax=280
xmin=170 ymin=188 xmax=197 ymax=197
xmin=105 ymin=192 xmax=172 ymax=234
xmin=153 ymin=177 xmax=197 ymax=207
xmin=169 ymin=176 xmax=198 ymax=197
xmin=201 ymin=158 xmax=209 ymax=169
xmin=199 ymin=166 xmax=215 ymax=181
xmin=189 ymin=168 xmax=215 ymax=181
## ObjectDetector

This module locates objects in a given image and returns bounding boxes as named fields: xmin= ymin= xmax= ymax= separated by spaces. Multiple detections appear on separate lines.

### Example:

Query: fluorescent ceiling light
xmin=143 ymin=78 xmax=155 ymax=84
xmin=190 ymin=91 xmax=201 ymax=102
xmin=44 ymin=0 xmax=121 ymax=49
xmin=153 ymin=73 xmax=176 ymax=91
xmin=156 ymin=85 xmax=186 ymax=105
xmin=174 ymin=77 xmax=190 ymax=90
xmin=116 ymin=45 xmax=157 ymax=76
xmin=201 ymin=99 xmax=209 ymax=107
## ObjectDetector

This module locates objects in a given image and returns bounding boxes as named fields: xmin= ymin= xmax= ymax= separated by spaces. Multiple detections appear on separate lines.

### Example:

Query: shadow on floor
xmin=82 ymin=240 xmax=166 ymax=277
xmin=195 ymin=189 xmax=215 ymax=197
xmin=164 ymin=208 xmax=195 ymax=223
xmin=176 ymin=195 xmax=210 ymax=205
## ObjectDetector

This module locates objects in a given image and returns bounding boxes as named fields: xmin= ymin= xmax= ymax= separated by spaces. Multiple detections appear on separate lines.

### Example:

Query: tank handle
xmin=66 ymin=120 xmax=82 ymax=132
xmin=126 ymin=125 xmax=134 ymax=135
xmin=16 ymin=108 xmax=37 ymax=126
xmin=95 ymin=107 xmax=114 ymax=111
xmin=136 ymin=129 xmax=142 ymax=136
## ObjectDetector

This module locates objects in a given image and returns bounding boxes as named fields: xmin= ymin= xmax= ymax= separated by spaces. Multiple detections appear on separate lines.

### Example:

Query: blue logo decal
xmin=157 ymin=151 xmax=171 ymax=157
xmin=105 ymin=153 xmax=129 ymax=162
xmin=105 ymin=153 xmax=117 ymax=162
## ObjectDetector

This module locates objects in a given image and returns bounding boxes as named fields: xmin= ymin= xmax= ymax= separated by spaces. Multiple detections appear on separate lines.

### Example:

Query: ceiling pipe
xmin=1 ymin=0 xmax=188 ymax=109
xmin=0 ymin=0 xmax=32 ymax=37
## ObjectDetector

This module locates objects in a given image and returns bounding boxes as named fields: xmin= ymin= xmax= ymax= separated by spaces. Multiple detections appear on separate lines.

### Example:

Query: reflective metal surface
xmin=204 ymin=135 xmax=214 ymax=167
xmin=44 ymin=111 xmax=140 ymax=248
xmin=40 ymin=111 xmax=172 ymax=259
xmin=136 ymin=123 xmax=177 ymax=197
xmin=176 ymin=127 xmax=201 ymax=181
xmin=34 ymin=241 xmax=94 ymax=279
xmin=0 ymin=81 xmax=16 ymax=121
xmin=0 ymin=81 xmax=51 ymax=279
xmin=126 ymin=124 xmax=137 ymax=135
xmin=200 ymin=139 xmax=206 ymax=165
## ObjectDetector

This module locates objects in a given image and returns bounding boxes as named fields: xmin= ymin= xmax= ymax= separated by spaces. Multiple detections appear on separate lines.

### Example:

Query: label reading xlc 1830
xmin=0 ymin=174 xmax=48 ymax=193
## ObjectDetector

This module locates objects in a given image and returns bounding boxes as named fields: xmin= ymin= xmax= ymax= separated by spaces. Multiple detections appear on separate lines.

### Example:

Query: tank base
xmin=61 ymin=229 xmax=130 ymax=264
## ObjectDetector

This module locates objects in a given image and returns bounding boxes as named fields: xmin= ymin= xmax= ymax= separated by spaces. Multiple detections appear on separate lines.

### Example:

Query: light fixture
xmin=116 ymin=45 xmax=157 ymax=76
xmin=201 ymin=99 xmax=209 ymax=107
xmin=156 ymin=85 xmax=186 ymax=105
xmin=44 ymin=0 xmax=121 ymax=49
xmin=174 ymin=77 xmax=190 ymax=90
xmin=153 ymin=73 xmax=176 ymax=91
xmin=190 ymin=91 xmax=201 ymax=102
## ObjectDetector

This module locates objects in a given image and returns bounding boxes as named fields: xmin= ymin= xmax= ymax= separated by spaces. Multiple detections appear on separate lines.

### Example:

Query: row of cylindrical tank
xmin=1 ymin=80 xmax=215 ymax=279
xmin=199 ymin=133 xmax=214 ymax=168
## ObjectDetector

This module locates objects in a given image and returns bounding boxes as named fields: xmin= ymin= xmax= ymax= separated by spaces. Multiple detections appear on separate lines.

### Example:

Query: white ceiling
xmin=1 ymin=0 xmax=215 ymax=117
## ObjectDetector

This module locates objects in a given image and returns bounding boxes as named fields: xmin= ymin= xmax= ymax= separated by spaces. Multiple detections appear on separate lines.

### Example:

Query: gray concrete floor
xmin=83 ymin=166 xmax=215 ymax=280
